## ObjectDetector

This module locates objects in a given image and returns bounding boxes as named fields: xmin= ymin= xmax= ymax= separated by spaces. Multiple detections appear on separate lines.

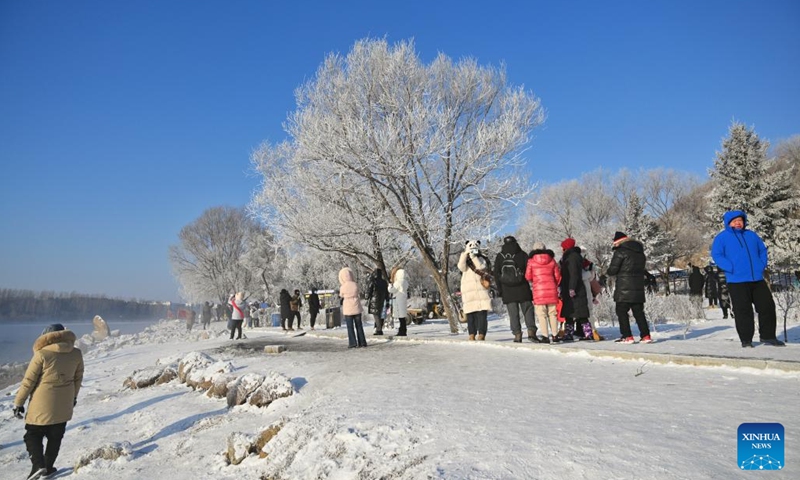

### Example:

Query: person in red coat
xmin=526 ymin=242 xmax=562 ymax=344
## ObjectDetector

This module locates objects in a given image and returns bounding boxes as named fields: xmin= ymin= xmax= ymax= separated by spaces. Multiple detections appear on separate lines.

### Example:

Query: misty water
xmin=0 ymin=317 xmax=160 ymax=365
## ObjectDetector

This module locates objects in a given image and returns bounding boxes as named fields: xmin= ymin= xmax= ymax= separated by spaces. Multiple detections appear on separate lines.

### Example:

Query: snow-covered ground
xmin=1 ymin=307 xmax=798 ymax=479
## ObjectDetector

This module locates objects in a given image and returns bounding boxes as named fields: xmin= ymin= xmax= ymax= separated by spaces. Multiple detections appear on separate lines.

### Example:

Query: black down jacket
xmin=493 ymin=238 xmax=533 ymax=304
xmin=367 ymin=269 xmax=389 ymax=315
xmin=279 ymin=289 xmax=292 ymax=320
xmin=559 ymin=247 xmax=589 ymax=319
xmin=606 ymin=239 xmax=647 ymax=303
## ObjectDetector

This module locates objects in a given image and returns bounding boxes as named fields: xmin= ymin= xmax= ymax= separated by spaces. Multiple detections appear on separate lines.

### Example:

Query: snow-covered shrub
xmin=248 ymin=372 xmax=293 ymax=408
xmin=226 ymin=373 xmax=265 ymax=408
xmin=123 ymin=366 xmax=166 ymax=390
xmin=74 ymin=441 xmax=132 ymax=471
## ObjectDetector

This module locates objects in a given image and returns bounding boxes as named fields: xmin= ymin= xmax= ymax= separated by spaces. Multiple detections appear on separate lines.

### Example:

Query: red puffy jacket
xmin=525 ymin=251 xmax=561 ymax=305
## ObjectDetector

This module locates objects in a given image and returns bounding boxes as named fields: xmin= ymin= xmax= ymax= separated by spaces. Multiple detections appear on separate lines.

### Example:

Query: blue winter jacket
xmin=710 ymin=210 xmax=768 ymax=284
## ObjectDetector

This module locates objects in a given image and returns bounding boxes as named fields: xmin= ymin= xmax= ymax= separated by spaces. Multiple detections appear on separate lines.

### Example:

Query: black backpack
xmin=499 ymin=253 xmax=524 ymax=285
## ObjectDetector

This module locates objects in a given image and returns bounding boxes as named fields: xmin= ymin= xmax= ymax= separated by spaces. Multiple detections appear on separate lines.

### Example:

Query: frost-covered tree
xmin=169 ymin=206 xmax=265 ymax=303
xmin=251 ymin=38 xmax=545 ymax=332
xmin=623 ymin=191 xmax=670 ymax=270
xmin=708 ymin=122 xmax=799 ymax=266
xmin=640 ymin=169 xmax=708 ymax=293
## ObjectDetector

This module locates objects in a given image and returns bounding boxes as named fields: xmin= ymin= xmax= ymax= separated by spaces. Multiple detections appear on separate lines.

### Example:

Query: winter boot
xmin=527 ymin=329 xmax=537 ymax=341
xmin=397 ymin=318 xmax=407 ymax=336
xmin=469 ymin=334 xmax=476 ymax=341
xmin=582 ymin=321 xmax=593 ymax=340
xmin=27 ymin=467 xmax=46 ymax=480
xmin=592 ymin=329 xmax=604 ymax=341
xmin=513 ymin=332 xmax=522 ymax=343
xmin=477 ymin=333 xmax=486 ymax=341
xmin=563 ymin=321 xmax=575 ymax=342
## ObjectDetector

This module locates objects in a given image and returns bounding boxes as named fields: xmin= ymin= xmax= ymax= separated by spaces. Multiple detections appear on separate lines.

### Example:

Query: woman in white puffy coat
xmin=388 ymin=267 xmax=409 ymax=336
xmin=458 ymin=240 xmax=492 ymax=341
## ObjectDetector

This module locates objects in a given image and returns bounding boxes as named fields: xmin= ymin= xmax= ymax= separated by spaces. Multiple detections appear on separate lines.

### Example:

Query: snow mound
xmin=178 ymin=351 xmax=215 ymax=382
xmin=258 ymin=412 xmax=430 ymax=479
xmin=186 ymin=360 xmax=235 ymax=390
xmin=122 ymin=365 xmax=177 ymax=389
xmin=74 ymin=441 xmax=133 ymax=472
xmin=248 ymin=372 xmax=293 ymax=408
xmin=226 ymin=372 xmax=265 ymax=408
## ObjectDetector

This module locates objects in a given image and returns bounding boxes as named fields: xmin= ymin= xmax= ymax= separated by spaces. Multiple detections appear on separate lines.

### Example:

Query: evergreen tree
xmin=708 ymin=122 xmax=799 ymax=267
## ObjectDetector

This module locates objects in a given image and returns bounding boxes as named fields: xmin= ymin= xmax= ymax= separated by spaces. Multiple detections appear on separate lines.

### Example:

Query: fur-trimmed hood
xmin=33 ymin=330 xmax=77 ymax=353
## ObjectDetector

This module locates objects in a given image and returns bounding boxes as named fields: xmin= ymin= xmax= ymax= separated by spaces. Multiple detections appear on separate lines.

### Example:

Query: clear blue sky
xmin=1 ymin=0 xmax=798 ymax=302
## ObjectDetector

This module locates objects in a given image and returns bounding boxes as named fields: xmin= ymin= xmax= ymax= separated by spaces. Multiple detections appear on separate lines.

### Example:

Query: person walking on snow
xmin=201 ymin=301 xmax=212 ymax=330
xmin=710 ymin=210 xmax=785 ymax=347
xmin=580 ymin=252 xmax=604 ymax=341
xmin=606 ymin=231 xmax=652 ymax=344
xmin=279 ymin=289 xmax=293 ymax=331
xmin=526 ymin=242 xmax=561 ymax=344
xmin=290 ymin=289 xmax=303 ymax=329
xmin=387 ymin=267 xmax=409 ymax=336
xmin=307 ymin=288 xmax=321 ymax=330
xmin=13 ymin=324 xmax=84 ymax=480
xmin=494 ymin=236 xmax=538 ymax=343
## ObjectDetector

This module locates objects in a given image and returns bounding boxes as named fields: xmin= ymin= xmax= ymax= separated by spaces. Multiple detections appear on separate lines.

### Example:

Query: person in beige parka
xmin=13 ymin=324 xmax=84 ymax=480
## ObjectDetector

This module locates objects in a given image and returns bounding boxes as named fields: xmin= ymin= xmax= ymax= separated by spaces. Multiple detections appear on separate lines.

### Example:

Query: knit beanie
xmin=532 ymin=241 xmax=546 ymax=251
xmin=613 ymin=231 xmax=628 ymax=243
xmin=561 ymin=238 xmax=576 ymax=251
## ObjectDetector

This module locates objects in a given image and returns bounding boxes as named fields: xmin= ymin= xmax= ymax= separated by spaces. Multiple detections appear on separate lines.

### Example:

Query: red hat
xmin=561 ymin=238 xmax=576 ymax=251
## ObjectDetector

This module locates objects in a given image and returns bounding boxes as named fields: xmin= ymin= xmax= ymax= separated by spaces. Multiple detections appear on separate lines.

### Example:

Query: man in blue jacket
xmin=710 ymin=210 xmax=785 ymax=348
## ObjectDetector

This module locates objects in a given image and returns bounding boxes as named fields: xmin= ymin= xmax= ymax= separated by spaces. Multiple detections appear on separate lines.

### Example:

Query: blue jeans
xmin=345 ymin=314 xmax=368 ymax=347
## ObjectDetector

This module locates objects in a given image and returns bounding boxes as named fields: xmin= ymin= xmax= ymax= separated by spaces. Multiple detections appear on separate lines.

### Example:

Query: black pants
xmin=229 ymin=320 xmax=243 ymax=339
xmin=373 ymin=313 xmax=384 ymax=333
xmin=466 ymin=311 xmax=488 ymax=335
xmin=310 ymin=311 xmax=318 ymax=328
xmin=615 ymin=302 xmax=650 ymax=338
xmin=291 ymin=311 xmax=301 ymax=327
xmin=708 ymin=297 xmax=717 ymax=307
xmin=728 ymin=280 xmax=777 ymax=343
xmin=24 ymin=422 xmax=66 ymax=470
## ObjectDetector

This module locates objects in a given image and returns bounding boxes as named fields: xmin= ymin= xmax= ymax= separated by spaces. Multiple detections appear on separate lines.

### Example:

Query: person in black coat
xmin=494 ymin=236 xmax=538 ymax=343
xmin=703 ymin=265 xmax=719 ymax=307
xmin=308 ymin=288 xmax=321 ymax=330
xmin=558 ymin=238 xmax=590 ymax=341
xmin=279 ymin=289 xmax=293 ymax=331
xmin=688 ymin=265 xmax=704 ymax=306
xmin=366 ymin=269 xmax=389 ymax=335
xmin=606 ymin=231 xmax=652 ymax=343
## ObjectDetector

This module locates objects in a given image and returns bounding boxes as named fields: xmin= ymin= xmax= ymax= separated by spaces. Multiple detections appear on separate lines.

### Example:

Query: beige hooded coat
xmin=14 ymin=330 xmax=84 ymax=426
xmin=339 ymin=267 xmax=363 ymax=316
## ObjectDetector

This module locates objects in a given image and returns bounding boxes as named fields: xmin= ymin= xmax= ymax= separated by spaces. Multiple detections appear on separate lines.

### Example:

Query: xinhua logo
xmin=738 ymin=423 xmax=784 ymax=470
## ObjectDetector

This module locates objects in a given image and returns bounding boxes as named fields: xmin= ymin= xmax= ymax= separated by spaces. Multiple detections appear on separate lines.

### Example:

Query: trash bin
xmin=325 ymin=307 xmax=341 ymax=329
xmin=271 ymin=313 xmax=281 ymax=327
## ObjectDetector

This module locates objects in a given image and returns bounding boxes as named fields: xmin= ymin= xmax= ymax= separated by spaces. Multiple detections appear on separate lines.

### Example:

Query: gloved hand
xmin=12 ymin=405 xmax=24 ymax=419
xmin=592 ymin=298 xmax=600 ymax=305
xmin=74 ymin=398 xmax=77 ymax=407
xmin=569 ymin=289 xmax=576 ymax=298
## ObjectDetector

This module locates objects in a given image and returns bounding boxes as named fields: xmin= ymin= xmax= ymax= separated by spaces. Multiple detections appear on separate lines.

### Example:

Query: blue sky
xmin=1 ymin=0 xmax=798 ymax=302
